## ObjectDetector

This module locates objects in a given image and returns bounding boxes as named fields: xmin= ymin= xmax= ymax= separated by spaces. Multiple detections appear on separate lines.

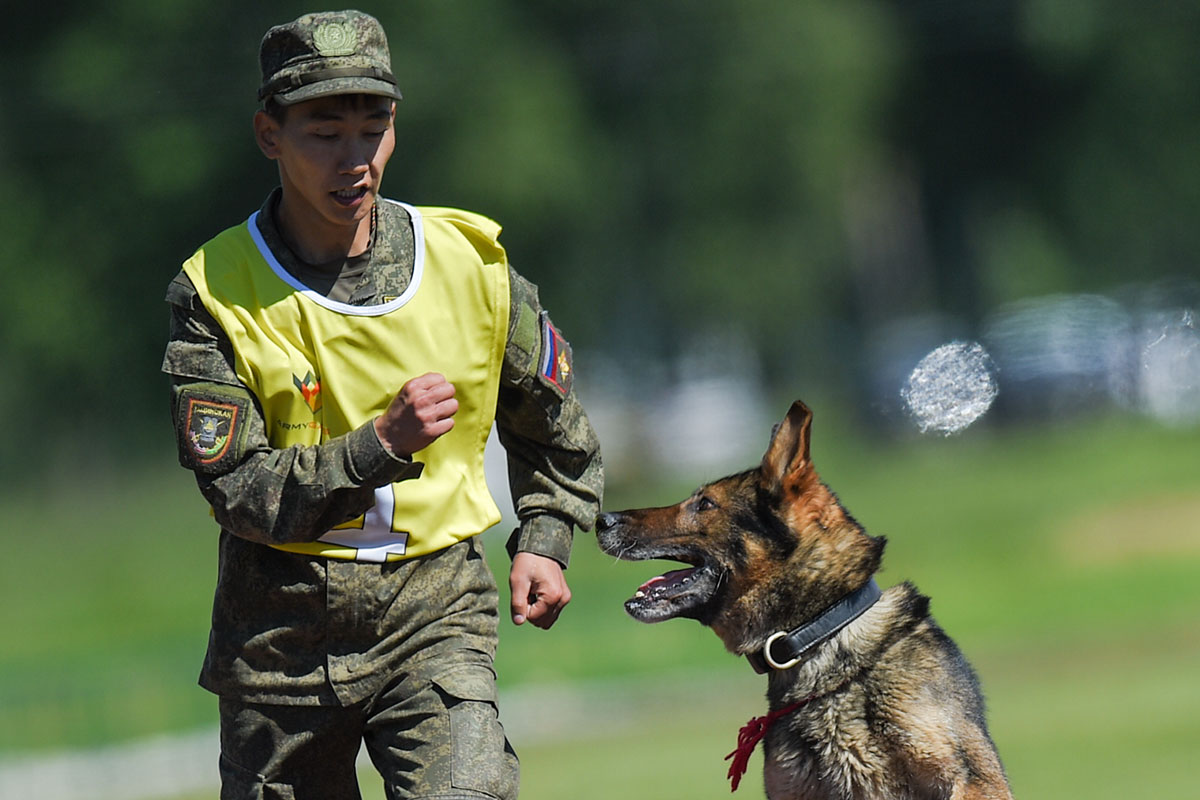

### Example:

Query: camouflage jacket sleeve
xmin=161 ymin=272 xmax=422 ymax=545
xmin=497 ymin=267 xmax=603 ymax=568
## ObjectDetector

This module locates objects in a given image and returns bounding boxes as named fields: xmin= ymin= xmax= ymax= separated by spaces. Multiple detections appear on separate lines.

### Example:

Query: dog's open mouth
xmin=623 ymin=560 xmax=721 ymax=623
xmin=596 ymin=517 xmax=725 ymax=623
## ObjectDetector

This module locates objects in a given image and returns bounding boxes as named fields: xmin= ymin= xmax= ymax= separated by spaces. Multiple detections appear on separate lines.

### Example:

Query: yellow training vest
xmin=182 ymin=201 xmax=509 ymax=562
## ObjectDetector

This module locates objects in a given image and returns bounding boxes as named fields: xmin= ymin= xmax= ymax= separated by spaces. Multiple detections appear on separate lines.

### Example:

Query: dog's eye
xmin=695 ymin=496 xmax=718 ymax=512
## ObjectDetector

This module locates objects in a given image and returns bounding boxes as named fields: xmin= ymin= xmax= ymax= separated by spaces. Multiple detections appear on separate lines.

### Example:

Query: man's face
xmin=255 ymin=94 xmax=396 ymax=234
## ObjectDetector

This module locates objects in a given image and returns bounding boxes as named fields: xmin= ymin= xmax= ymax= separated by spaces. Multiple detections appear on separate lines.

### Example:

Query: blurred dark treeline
xmin=1 ymin=0 xmax=1198 ymax=480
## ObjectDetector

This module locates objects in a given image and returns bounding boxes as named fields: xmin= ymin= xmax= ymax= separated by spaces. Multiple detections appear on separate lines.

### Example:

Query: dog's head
xmin=595 ymin=400 xmax=884 ymax=653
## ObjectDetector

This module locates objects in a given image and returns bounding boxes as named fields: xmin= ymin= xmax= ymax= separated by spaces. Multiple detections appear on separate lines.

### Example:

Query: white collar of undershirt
xmin=245 ymin=199 xmax=424 ymax=317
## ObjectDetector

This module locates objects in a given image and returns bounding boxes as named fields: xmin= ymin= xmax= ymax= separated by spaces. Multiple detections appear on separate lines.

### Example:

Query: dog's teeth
xmin=635 ymin=590 xmax=645 ymax=598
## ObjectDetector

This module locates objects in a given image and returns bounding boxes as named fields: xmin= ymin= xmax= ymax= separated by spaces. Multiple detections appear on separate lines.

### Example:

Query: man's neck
xmin=274 ymin=194 xmax=373 ymax=267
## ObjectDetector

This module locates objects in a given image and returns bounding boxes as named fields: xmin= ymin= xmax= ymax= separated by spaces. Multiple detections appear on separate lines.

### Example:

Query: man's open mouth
xmin=332 ymin=186 xmax=368 ymax=205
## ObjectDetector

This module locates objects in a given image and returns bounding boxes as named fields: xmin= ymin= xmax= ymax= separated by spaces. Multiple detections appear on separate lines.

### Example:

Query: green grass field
xmin=3 ymin=412 xmax=1198 ymax=798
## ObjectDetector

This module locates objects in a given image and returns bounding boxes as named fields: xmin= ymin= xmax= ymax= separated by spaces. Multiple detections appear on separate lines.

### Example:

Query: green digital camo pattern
xmin=162 ymin=192 xmax=602 ymax=708
xmin=258 ymin=10 xmax=403 ymax=106
xmin=202 ymin=531 xmax=500 ymax=707
xmin=218 ymin=644 xmax=519 ymax=799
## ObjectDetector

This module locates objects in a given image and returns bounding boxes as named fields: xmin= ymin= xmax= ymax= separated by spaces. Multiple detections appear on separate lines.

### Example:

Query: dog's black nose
xmin=595 ymin=511 xmax=621 ymax=532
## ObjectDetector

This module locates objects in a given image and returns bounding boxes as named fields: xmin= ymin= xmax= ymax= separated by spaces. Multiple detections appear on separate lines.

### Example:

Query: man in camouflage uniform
xmin=161 ymin=10 xmax=602 ymax=799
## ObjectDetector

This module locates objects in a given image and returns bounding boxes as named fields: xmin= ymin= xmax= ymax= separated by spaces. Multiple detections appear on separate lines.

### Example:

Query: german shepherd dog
xmin=595 ymin=401 xmax=1012 ymax=799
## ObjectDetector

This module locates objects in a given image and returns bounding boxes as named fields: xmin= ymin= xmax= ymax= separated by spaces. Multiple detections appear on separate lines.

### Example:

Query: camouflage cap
xmin=258 ymin=10 xmax=402 ymax=106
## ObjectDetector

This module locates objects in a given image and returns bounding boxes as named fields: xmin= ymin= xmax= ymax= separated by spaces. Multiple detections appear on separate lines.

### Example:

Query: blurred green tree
xmin=0 ymin=0 xmax=1197 ymax=479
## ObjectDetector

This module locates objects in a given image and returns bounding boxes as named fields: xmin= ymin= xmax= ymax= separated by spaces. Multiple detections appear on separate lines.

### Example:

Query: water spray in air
xmin=901 ymin=341 xmax=998 ymax=435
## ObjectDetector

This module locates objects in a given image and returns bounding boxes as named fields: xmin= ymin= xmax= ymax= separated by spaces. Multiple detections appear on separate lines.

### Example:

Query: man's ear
xmin=253 ymin=110 xmax=282 ymax=160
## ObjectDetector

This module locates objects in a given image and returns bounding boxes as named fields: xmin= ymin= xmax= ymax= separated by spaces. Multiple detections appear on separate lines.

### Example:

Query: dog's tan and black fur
xmin=596 ymin=400 xmax=1012 ymax=800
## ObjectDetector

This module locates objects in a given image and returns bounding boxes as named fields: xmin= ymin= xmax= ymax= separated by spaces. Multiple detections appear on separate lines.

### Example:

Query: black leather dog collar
xmin=746 ymin=579 xmax=883 ymax=674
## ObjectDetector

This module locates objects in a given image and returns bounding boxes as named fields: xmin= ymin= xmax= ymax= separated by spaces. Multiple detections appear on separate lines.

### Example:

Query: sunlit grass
xmin=2 ymin=414 xmax=1198 ymax=799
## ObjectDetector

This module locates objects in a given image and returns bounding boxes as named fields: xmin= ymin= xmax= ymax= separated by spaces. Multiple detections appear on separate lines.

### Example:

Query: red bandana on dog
xmin=726 ymin=675 xmax=855 ymax=791
xmin=725 ymin=697 xmax=810 ymax=791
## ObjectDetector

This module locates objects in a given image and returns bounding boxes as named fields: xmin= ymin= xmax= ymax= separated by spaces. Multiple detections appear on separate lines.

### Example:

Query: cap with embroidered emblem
xmin=258 ymin=9 xmax=402 ymax=106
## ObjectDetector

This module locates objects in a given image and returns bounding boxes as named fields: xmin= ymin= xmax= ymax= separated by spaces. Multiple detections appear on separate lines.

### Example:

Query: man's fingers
xmin=509 ymin=579 xmax=566 ymax=628
xmin=510 ymin=574 xmax=531 ymax=626
xmin=404 ymin=371 xmax=452 ymax=393
xmin=523 ymin=585 xmax=571 ymax=630
xmin=403 ymin=374 xmax=455 ymax=408
xmin=426 ymin=415 xmax=455 ymax=438
xmin=409 ymin=380 xmax=457 ymax=427
xmin=377 ymin=374 xmax=460 ymax=457
xmin=525 ymin=597 xmax=562 ymax=629
xmin=411 ymin=398 xmax=457 ymax=431
xmin=509 ymin=552 xmax=571 ymax=630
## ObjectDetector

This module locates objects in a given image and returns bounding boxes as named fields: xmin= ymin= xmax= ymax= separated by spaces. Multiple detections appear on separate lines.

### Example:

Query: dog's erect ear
xmin=761 ymin=400 xmax=813 ymax=493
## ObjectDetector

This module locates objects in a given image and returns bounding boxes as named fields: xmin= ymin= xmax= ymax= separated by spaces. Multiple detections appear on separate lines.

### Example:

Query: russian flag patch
xmin=539 ymin=313 xmax=573 ymax=396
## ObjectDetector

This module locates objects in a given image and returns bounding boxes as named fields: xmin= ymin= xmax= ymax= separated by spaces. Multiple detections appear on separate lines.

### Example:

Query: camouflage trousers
xmin=217 ymin=645 xmax=519 ymax=799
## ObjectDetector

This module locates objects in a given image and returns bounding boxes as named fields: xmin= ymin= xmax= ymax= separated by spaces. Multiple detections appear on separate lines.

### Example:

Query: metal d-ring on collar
xmin=746 ymin=579 xmax=883 ymax=674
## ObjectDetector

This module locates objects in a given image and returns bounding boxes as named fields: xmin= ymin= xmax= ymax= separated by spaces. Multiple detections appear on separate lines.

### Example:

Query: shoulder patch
xmin=537 ymin=312 xmax=573 ymax=397
xmin=511 ymin=302 xmax=540 ymax=361
xmin=175 ymin=383 xmax=251 ymax=474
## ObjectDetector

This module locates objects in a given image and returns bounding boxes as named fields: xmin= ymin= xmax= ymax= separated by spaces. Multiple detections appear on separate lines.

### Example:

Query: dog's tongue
xmin=637 ymin=567 xmax=697 ymax=595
